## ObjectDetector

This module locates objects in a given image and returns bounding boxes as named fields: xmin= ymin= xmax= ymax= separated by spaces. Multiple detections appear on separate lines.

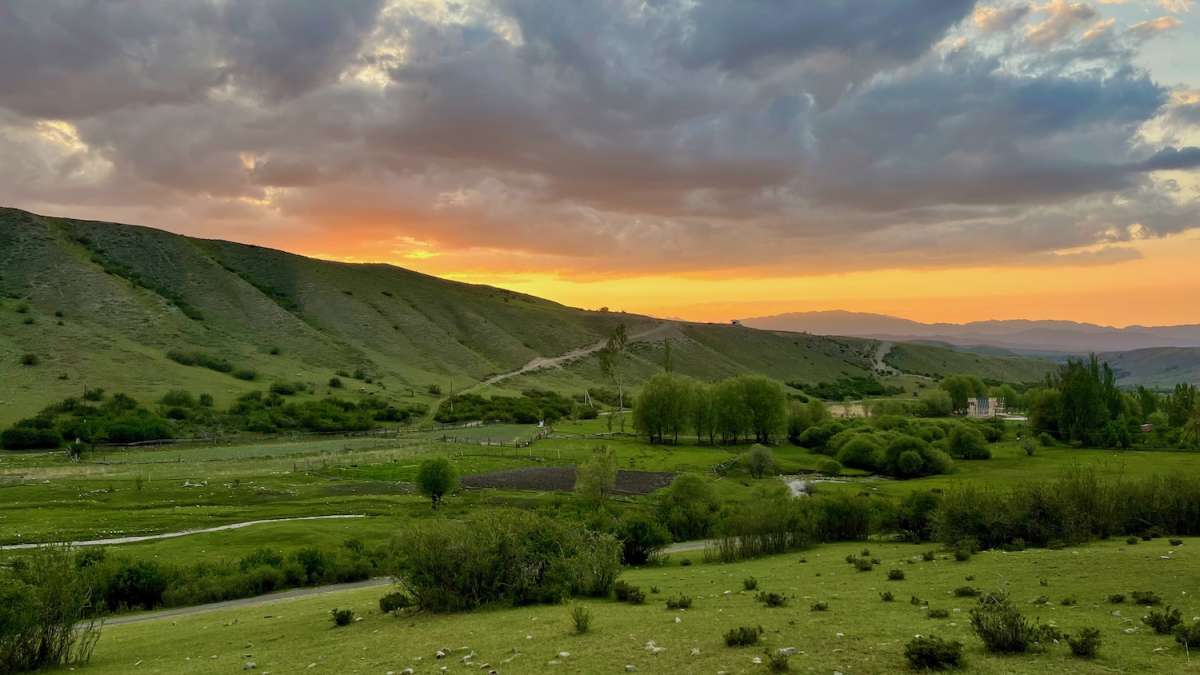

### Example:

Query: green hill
xmin=0 ymin=208 xmax=1053 ymax=425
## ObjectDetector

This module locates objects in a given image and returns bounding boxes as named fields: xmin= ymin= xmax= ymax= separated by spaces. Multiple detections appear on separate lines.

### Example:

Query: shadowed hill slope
xmin=0 ymin=208 xmax=1052 ymax=425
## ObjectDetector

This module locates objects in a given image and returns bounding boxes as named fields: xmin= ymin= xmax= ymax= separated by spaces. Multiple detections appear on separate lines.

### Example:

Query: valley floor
xmin=67 ymin=538 xmax=1199 ymax=674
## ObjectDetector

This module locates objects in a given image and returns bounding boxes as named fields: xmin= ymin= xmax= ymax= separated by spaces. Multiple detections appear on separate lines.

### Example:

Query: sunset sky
xmin=2 ymin=1 xmax=1198 ymax=326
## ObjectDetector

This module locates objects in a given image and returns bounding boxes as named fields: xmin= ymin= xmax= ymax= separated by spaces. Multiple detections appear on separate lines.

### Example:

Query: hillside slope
xmin=0 ymin=208 xmax=1052 ymax=424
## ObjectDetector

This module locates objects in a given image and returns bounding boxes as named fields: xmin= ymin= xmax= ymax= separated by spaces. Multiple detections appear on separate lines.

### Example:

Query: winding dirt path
xmin=473 ymin=323 xmax=673 ymax=390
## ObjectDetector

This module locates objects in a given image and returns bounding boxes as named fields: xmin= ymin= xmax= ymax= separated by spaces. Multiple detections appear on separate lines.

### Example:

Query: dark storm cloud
xmin=0 ymin=0 xmax=1196 ymax=274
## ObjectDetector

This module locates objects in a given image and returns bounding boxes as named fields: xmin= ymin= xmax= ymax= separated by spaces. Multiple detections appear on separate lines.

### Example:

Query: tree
xmin=633 ymin=373 xmax=691 ymax=443
xmin=616 ymin=511 xmax=670 ymax=565
xmin=788 ymin=399 xmax=830 ymax=442
xmin=991 ymin=384 xmax=1022 ymax=412
xmin=598 ymin=324 xmax=629 ymax=432
xmin=713 ymin=378 xmax=751 ymax=443
xmin=416 ymin=457 xmax=459 ymax=510
xmin=919 ymin=389 xmax=954 ymax=417
xmin=946 ymin=424 xmax=990 ymax=459
xmin=690 ymin=382 xmax=717 ymax=445
xmin=939 ymin=375 xmax=985 ymax=414
xmin=739 ymin=376 xmax=787 ymax=444
xmin=656 ymin=473 xmax=721 ymax=540
xmin=744 ymin=445 xmax=775 ymax=478
xmin=575 ymin=446 xmax=618 ymax=504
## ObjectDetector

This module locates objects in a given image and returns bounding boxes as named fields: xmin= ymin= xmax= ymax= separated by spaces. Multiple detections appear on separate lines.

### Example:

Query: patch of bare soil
xmin=462 ymin=467 xmax=674 ymax=495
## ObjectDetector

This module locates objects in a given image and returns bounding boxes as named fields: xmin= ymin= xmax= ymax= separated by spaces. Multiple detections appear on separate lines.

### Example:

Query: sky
xmin=1 ymin=0 xmax=1198 ymax=327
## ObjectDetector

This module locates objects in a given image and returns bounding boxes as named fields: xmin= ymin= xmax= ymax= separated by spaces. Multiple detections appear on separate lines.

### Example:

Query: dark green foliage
xmin=166 ymin=349 xmax=233 ymax=373
xmin=233 ymin=369 xmax=258 ymax=381
xmin=1143 ymin=606 xmax=1182 ymax=634
xmin=922 ymin=550 xmax=936 ymax=561
xmin=724 ymin=625 xmax=763 ymax=647
xmin=614 ymin=581 xmax=646 ymax=605
xmin=810 ymin=601 xmax=829 ymax=612
xmin=744 ymin=444 xmax=775 ymax=478
xmin=765 ymin=649 xmax=790 ymax=672
xmin=946 ymin=425 xmax=990 ymax=460
xmin=329 ymin=377 xmax=343 ymax=389
xmin=616 ymin=512 xmax=669 ymax=565
xmin=953 ymin=548 xmax=971 ymax=562
xmin=379 ymin=591 xmax=412 ymax=614
xmin=435 ymin=389 xmax=575 ymax=424
xmin=679 ymin=558 xmax=692 ymax=567
xmin=387 ymin=510 xmax=620 ymax=612
xmin=656 ymin=473 xmax=721 ymax=541
xmin=1 ymin=421 xmax=64 ymax=449
xmin=837 ymin=435 xmax=883 ymax=471
xmin=887 ymin=568 xmax=905 ymax=581
xmin=904 ymin=635 xmax=964 ymax=671
xmin=969 ymin=592 xmax=1061 ymax=653
xmin=665 ymin=594 xmax=693 ymax=610
xmin=570 ymin=605 xmax=591 ymax=634
xmin=953 ymin=586 xmax=980 ymax=598
xmin=755 ymin=591 xmax=787 ymax=607
xmin=817 ymin=458 xmax=842 ymax=475
xmin=880 ymin=591 xmax=895 ymax=602
xmin=1125 ymin=536 xmax=1139 ymax=545
xmin=1175 ymin=621 xmax=1200 ymax=650
xmin=415 ymin=457 xmax=458 ymax=509
xmin=1170 ymin=538 xmax=1183 ymax=546
xmin=1108 ymin=594 xmax=1125 ymax=604
xmin=1132 ymin=590 xmax=1162 ymax=606
xmin=928 ymin=608 xmax=950 ymax=619
xmin=743 ymin=577 xmax=758 ymax=591
xmin=330 ymin=608 xmax=354 ymax=627
xmin=1066 ymin=627 xmax=1101 ymax=658
xmin=0 ymin=547 xmax=102 ymax=673
xmin=269 ymin=381 xmax=305 ymax=396
xmin=19 ymin=353 xmax=38 ymax=366
xmin=792 ymin=376 xmax=902 ymax=401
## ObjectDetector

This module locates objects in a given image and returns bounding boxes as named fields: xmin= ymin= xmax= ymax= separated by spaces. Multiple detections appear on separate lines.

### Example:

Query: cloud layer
xmin=0 ymin=0 xmax=1197 ymax=277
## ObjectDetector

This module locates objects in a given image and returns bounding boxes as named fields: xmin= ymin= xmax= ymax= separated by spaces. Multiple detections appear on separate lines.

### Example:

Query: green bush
xmin=0 ymin=547 xmax=102 ymax=673
xmin=903 ymin=635 xmax=964 ymax=671
xmin=887 ymin=568 xmax=905 ymax=581
xmin=19 ymin=353 xmax=39 ymax=366
xmin=946 ymin=425 xmax=991 ymax=460
xmin=570 ymin=605 xmax=591 ymax=634
xmin=836 ymin=435 xmax=883 ymax=471
xmin=1067 ymin=627 xmax=1101 ymax=658
xmin=953 ymin=586 xmax=980 ymax=598
xmin=379 ymin=591 xmax=411 ymax=614
xmin=330 ymin=608 xmax=354 ymax=627
xmin=928 ymin=608 xmax=950 ymax=619
xmin=1132 ymin=591 xmax=1162 ymax=606
xmin=755 ymin=591 xmax=787 ymax=607
xmin=1107 ymin=593 xmax=1125 ymax=604
xmin=1175 ymin=621 xmax=1200 ymax=650
xmin=969 ymin=592 xmax=1060 ymax=653
xmin=616 ymin=511 xmax=669 ymax=565
xmin=764 ymin=648 xmax=790 ymax=672
xmin=810 ymin=601 xmax=829 ymax=612
xmin=816 ymin=458 xmax=842 ymax=475
xmin=1143 ymin=606 xmax=1182 ymax=634
xmin=1 ymin=423 xmax=63 ymax=450
xmin=665 ymin=594 xmax=693 ymax=610
xmin=386 ymin=511 xmax=620 ymax=612
xmin=743 ymin=577 xmax=758 ymax=591
xmin=723 ymin=625 xmax=763 ymax=647
xmin=880 ymin=591 xmax=895 ymax=602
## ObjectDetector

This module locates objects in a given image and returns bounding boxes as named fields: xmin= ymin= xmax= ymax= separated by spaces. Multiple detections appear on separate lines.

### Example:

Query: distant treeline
xmin=0 ymin=387 xmax=427 ymax=451
xmin=788 ymin=376 xmax=904 ymax=401
xmin=433 ymin=389 xmax=578 ymax=424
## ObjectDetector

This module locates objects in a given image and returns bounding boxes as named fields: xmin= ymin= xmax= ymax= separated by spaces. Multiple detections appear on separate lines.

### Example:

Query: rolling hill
xmin=743 ymin=310 xmax=1200 ymax=354
xmin=0 ymin=208 xmax=1054 ymax=425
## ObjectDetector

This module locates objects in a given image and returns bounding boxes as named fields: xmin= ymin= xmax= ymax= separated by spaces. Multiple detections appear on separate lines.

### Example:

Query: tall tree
xmin=598 ymin=324 xmax=629 ymax=432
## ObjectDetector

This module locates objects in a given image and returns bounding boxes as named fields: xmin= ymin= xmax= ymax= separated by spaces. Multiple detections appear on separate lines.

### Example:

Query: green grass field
xmin=70 ymin=538 xmax=1200 ymax=674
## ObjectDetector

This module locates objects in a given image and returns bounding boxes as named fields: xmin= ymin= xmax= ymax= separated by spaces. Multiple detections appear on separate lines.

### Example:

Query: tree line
xmin=633 ymin=373 xmax=789 ymax=444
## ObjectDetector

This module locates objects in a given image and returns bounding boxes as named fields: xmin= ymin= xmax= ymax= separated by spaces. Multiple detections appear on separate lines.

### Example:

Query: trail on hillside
xmin=872 ymin=340 xmax=899 ymax=375
xmin=472 ymin=323 xmax=673 ymax=390
xmin=1 ymin=514 xmax=365 ymax=551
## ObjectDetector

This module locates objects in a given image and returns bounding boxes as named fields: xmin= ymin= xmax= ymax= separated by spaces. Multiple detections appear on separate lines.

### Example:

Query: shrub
xmin=679 ymin=558 xmax=692 ymax=567
xmin=836 ymin=435 xmax=883 ymax=471
xmin=1143 ymin=606 xmax=1183 ymax=634
xmin=817 ymin=458 xmax=842 ymax=475
xmin=887 ymin=568 xmax=905 ymax=581
xmin=1125 ymin=536 xmax=1138 ymax=545
xmin=379 ymin=591 xmax=411 ymax=614
xmin=656 ymin=473 xmax=722 ymax=541
xmin=387 ymin=511 xmax=620 ymax=612
xmin=614 ymin=581 xmax=646 ymax=605
xmin=1060 ymin=596 xmax=1077 ymax=606
xmin=928 ymin=608 xmax=950 ymax=619
xmin=953 ymin=548 xmax=971 ymax=562
xmin=1132 ymin=591 xmax=1162 ymax=606
xmin=854 ymin=557 xmax=874 ymax=572
xmin=743 ymin=577 xmax=759 ymax=591
xmin=329 ymin=377 xmax=343 ymax=389
xmin=1021 ymin=437 xmax=1036 ymax=456
xmin=810 ymin=601 xmax=829 ymax=612
xmin=233 ymin=369 xmax=257 ymax=381
xmin=756 ymin=591 xmax=787 ymax=608
xmin=616 ymin=512 xmax=670 ymax=565
xmin=922 ymin=550 xmax=936 ymax=562
xmin=880 ymin=591 xmax=895 ymax=602
xmin=764 ymin=649 xmax=790 ymax=672
xmin=903 ymin=635 xmax=964 ymax=671
xmin=946 ymin=425 xmax=991 ymax=460
xmin=1108 ymin=594 xmax=1125 ymax=604
xmin=724 ymin=625 xmax=763 ymax=647
xmin=570 ymin=605 xmax=592 ymax=634
xmin=1175 ymin=621 xmax=1200 ymax=650
xmin=1067 ymin=627 xmax=1101 ymax=658
xmin=1037 ymin=432 xmax=1055 ymax=447
xmin=1170 ymin=538 xmax=1183 ymax=547
xmin=0 ymin=547 xmax=102 ymax=673
xmin=744 ymin=445 xmax=775 ymax=478
xmin=19 ymin=353 xmax=39 ymax=366
xmin=954 ymin=586 xmax=980 ymax=598
xmin=330 ymin=608 xmax=354 ymax=627
xmin=969 ymin=593 xmax=1060 ymax=653
xmin=0 ymin=424 xmax=63 ymax=450
xmin=665 ymin=594 xmax=693 ymax=610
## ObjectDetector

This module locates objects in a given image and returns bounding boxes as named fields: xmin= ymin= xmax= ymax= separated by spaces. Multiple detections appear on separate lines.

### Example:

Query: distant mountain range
xmin=742 ymin=311 xmax=1200 ymax=386
xmin=742 ymin=311 xmax=1200 ymax=354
